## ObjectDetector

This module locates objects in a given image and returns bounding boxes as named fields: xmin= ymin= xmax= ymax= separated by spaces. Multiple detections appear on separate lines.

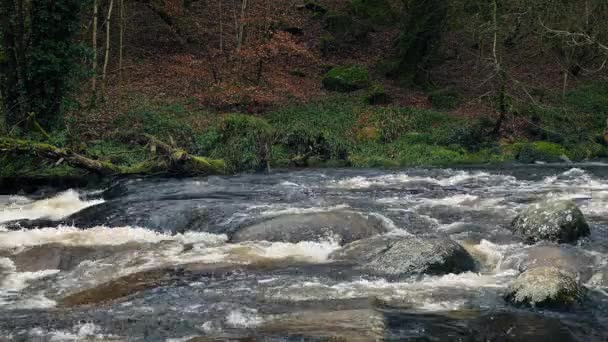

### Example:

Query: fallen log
xmin=0 ymin=136 xmax=225 ymax=176
xmin=137 ymin=134 xmax=226 ymax=175
xmin=0 ymin=137 xmax=121 ymax=175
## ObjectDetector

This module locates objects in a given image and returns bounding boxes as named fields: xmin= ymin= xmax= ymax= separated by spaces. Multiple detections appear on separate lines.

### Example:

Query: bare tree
xmin=102 ymin=0 xmax=115 ymax=92
xmin=92 ymin=0 xmax=99 ymax=91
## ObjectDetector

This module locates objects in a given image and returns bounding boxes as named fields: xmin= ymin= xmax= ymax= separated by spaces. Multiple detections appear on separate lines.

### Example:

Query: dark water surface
xmin=1 ymin=165 xmax=607 ymax=341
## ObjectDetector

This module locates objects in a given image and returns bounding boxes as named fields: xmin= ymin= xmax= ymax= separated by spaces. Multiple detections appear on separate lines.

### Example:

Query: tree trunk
xmin=237 ymin=0 xmax=247 ymax=49
xmin=92 ymin=0 xmax=98 ymax=91
xmin=118 ymin=0 xmax=124 ymax=83
xmin=102 ymin=0 xmax=114 ymax=91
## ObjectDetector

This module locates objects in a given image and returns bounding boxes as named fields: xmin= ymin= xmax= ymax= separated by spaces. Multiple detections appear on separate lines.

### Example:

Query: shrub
xmin=195 ymin=114 xmax=274 ymax=172
xmin=428 ymin=87 xmax=461 ymax=110
xmin=364 ymin=84 xmax=390 ymax=105
xmin=322 ymin=65 xmax=371 ymax=92
xmin=516 ymin=141 xmax=567 ymax=163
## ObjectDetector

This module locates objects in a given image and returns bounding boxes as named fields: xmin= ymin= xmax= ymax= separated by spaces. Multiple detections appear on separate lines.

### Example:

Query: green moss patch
xmin=323 ymin=65 xmax=371 ymax=92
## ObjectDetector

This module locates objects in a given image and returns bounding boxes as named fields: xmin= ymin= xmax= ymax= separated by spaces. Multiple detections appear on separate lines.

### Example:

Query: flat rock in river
xmin=231 ymin=210 xmax=387 ymax=244
xmin=330 ymin=235 xmax=476 ymax=279
xmin=511 ymin=199 xmax=590 ymax=244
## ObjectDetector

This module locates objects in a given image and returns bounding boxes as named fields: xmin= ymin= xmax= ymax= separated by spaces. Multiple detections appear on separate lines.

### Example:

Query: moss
xmin=517 ymin=141 xmax=568 ymax=163
xmin=323 ymin=65 xmax=371 ymax=92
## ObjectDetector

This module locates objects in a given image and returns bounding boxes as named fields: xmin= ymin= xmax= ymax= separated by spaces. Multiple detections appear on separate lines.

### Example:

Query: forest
xmin=1 ymin=0 xmax=608 ymax=180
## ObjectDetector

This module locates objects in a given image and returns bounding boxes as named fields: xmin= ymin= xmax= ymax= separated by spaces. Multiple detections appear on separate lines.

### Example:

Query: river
xmin=0 ymin=165 xmax=607 ymax=341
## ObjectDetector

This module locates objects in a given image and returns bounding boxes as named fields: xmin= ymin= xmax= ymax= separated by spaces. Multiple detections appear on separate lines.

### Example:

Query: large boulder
xmin=511 ymin=199 xmax=589 ymax=244
xmin=506 ymin=266 xmax=583 ymax=308
xmin=499 ymin=245 xmax=594 ymax=282
xmin=330 ymin=235 xmax=475 ymax=279
xmin=231 ymin=211 xmax=386 ymax=244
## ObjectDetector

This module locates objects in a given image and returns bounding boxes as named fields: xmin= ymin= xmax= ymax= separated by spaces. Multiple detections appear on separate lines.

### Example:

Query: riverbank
xmin=1 ymin=82 xmax=607 ymax=180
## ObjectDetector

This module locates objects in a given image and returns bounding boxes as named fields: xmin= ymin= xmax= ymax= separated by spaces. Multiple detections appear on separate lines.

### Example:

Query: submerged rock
xmin=506 ymin=266 xmax=583 ymax=307
xmin=330 ymin=235 xmax=475 ymax=278
xmin=511 ymin=199 xmax=589 ymax=244
xmin=10 ymin=243 xmax=138 ymax=272
xmin=260 ymin=309 xmax=385 ymax=341
xmin=469 ymin=311 xmax=579 ymax=341
xmin=231 ymin=210 xmax=387 ymax=244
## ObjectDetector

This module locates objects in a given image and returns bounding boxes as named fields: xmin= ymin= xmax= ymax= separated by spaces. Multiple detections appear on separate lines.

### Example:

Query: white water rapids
xmin=0 ymin=166 xmax=607 ymax=341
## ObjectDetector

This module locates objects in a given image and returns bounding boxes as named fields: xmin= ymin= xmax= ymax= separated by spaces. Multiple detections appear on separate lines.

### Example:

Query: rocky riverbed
xmin=1 ymin=165 xmax=608 ymax=341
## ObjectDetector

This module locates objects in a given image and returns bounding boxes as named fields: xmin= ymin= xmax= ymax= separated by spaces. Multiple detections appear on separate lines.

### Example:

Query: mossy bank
xmin=2 ymin=81 xmax=608 ymax=180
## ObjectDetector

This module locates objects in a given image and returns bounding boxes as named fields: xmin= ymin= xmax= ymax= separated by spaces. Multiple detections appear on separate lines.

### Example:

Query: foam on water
xmin=0 ymin=257 xmax=59 ymax=309
xmin=265 ymin=270 xmax=518 ymax=310
xmin=259 ymin=204 xmax=351 ymax=217
xmin=0 ymin=226 xmax=228 ymax=249
xmin=226 ymin=308 xmax=264 ymax=328
xmin=0 ymin=190 xmax=103 ymax=224
xmin=329 ymin=170 xmax=516 ymax=189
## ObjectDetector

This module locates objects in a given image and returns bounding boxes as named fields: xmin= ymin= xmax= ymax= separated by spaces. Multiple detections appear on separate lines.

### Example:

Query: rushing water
xmin=1 ymin=165 xmax=608 ymax=341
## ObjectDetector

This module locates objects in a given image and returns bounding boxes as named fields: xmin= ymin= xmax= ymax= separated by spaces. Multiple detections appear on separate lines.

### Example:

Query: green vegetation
xmin=322 ymin=65 xmax=371 ymax=92
xmin=0 ymin=0 xmax=90 ymax=130
xmin=1 ymin=0 xmax=607 ymax=180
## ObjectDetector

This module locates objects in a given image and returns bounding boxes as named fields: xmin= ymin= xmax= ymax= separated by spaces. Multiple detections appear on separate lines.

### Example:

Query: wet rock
xmin=58 ymin=263 xmax=246 ymax=307
xmin=511 ymin=199 xmax=590 ymax=244
xmin=500 ymin=245 xmax=594 ymax=282
xmin=231 ymin=211 xmax=387 ymax=244
xmin=330 ymin=235 xmax=476 ymax=278
xmin=588 ymin=266 xmax=608 ymax=288
xmin=58 ymin=268 xmax=174 ymax=307
xmin=260 ymin=309 xmax=385 ymax=341
xmin=10 ymin=243 xmax=138 ymax=272
xmin=506 ymin=266 xmax=583 ymax=307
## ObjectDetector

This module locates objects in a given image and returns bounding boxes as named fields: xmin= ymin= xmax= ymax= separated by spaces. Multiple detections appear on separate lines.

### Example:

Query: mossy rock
xmin=322 ymin=65 xmax=371 ymax=92
xmin=506 ymin=267 xmax=583 ymax=308
xmin=516 ymin=141 xmax=569 ymax=163
xmin=365 ymin=84 xmax=390 ymax=105
xmin=511 ymin=199 xmax=590 ymax=244
xmin=349 ymin=0 xmax=396 ymax=25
